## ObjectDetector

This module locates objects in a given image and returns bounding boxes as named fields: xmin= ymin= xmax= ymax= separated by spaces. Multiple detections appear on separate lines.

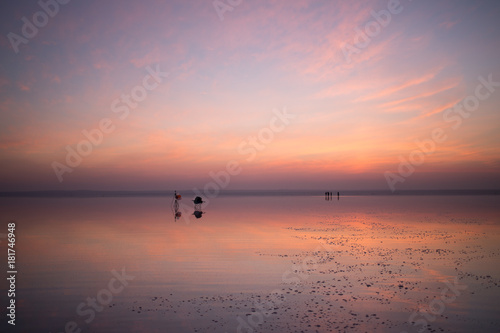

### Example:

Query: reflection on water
xmin=0 ymin=195 xmax=499 ymax=332
xmin=172 ymin=193 xmax=206 ymax=221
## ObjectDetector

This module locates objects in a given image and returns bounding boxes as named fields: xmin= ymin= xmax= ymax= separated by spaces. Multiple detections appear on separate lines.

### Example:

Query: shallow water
xmin=0 ymin=195 xmax=499 ymax=332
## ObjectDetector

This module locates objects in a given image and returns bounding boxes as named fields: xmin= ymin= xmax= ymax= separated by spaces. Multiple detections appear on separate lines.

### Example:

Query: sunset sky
xmin=0 ymin=0 xmax=499 ymax=191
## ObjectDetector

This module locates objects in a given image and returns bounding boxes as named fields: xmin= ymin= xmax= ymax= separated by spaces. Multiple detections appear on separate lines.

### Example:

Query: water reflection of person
xmin=172 ymin=191 xmax=182 ymax=221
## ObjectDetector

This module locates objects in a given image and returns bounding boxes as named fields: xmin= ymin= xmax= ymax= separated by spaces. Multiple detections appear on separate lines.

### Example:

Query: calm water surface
xmin=0 ymin=195 xmax=499 ymax=332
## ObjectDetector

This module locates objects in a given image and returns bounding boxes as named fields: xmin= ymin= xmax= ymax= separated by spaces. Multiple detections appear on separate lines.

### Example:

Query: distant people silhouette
xmin=325 ymin=191 xmax=339 ymax=201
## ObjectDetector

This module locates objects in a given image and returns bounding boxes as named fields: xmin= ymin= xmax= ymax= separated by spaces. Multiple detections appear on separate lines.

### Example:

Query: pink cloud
xmin=17 ymin=83 xmax=31 ymax=91
xmin=129 ymin=47 xmax=163 ymax=68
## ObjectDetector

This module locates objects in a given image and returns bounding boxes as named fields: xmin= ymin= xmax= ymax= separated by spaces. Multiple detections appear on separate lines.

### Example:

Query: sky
xmin=0 ymin=0 xmax=499 ymax=191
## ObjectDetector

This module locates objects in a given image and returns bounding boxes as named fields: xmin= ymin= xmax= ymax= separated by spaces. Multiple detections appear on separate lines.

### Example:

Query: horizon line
xmin=0 ymin=189 xmax=499 ymax=198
